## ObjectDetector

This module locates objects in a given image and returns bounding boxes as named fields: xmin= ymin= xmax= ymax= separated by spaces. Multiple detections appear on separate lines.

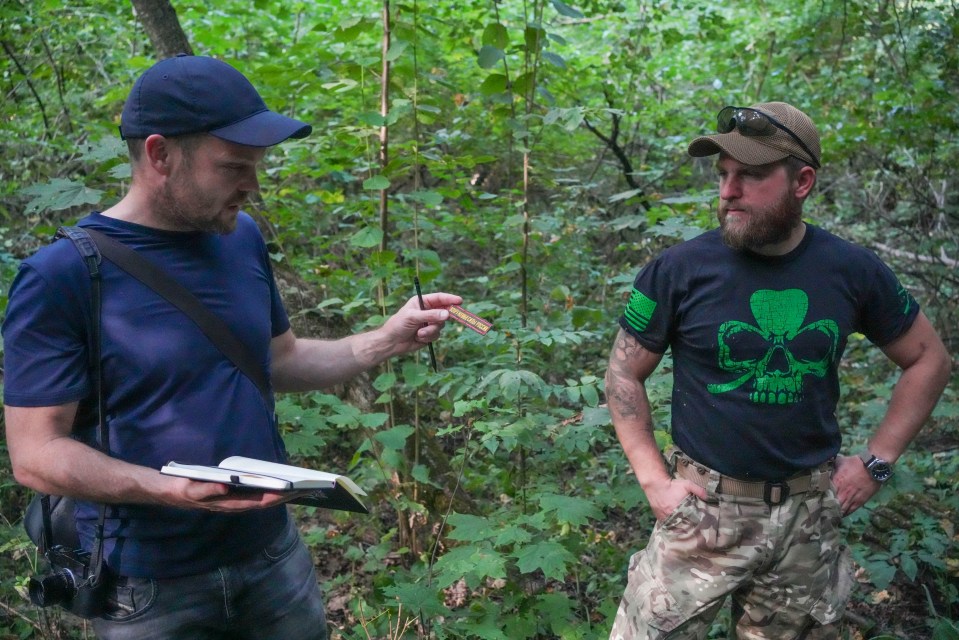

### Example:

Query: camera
xmin=28 ymin=545 xmax=106 ymax=618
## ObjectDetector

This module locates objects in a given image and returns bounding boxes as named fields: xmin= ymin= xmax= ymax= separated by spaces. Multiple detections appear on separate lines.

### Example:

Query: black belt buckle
xmin=763 ymin=481 xmax=790 ymax=505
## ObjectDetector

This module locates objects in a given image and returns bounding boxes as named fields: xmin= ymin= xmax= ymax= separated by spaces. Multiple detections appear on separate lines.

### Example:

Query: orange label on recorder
xmin=448 ymin=304 xmax=493 ymax=335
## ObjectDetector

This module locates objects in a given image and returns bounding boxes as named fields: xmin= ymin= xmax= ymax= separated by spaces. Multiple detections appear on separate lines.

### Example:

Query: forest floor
xmin=309 ymin=426 xmax=959 ymax=639
xmin=845 ymin=426 xmax=959 ymax=640
xmin=311 ymin=496 xmax=957 ymax=640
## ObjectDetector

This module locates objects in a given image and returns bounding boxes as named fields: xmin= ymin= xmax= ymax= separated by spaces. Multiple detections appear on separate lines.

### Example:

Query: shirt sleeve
xmin=2 ymin=259 xmax=93 ymax=407
xmin=858 ymin=254 xmax=920 ymax=347
xmin=251 ymin=222 xmax=290 ymax=339
xmin=618 ymin=253 xmax=678 ymax=354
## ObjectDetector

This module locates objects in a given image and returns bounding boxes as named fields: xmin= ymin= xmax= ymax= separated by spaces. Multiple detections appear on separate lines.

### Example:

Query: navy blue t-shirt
xmin=619 ymin=225 xmax=919 ymax=480
xmin=3 ymin=212 xmax=293 ymax=578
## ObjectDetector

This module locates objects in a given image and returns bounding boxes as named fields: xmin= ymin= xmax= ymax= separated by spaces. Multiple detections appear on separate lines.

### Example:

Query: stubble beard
xmin=718 ymin=190 xmax=803 ymax=252
xmin=153 ymin=169 xmax=241 ymax=235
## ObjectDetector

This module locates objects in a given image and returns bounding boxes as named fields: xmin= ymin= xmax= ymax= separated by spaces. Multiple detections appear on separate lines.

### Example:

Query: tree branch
xmin=1 ymin=41 xmax=51 ymax=137
xmin=40 ymin=34 xmax=73 ymax=134
xmin=872 ymin=242 xmax=958 ymax=269
xmin=582 ymin=112 xmax=650 ymax=211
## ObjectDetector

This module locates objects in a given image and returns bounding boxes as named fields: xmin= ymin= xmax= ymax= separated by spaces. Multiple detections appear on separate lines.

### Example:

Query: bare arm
xmin=832 ymin=311 xmax=952 ymax=514
xmin=605 ymin=327 xmax=706 ymax=520
xmin=270 ymin=291 xmax=461 ymax=392
xmin=6 ymin=291 xmax=462 ymax=511
xmin=5 ymin=403 xmax=291 ymax=512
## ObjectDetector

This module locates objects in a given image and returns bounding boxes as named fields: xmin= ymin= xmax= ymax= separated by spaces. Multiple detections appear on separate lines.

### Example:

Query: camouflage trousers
xmin=609 ymin=458 xmax=852 ymax=640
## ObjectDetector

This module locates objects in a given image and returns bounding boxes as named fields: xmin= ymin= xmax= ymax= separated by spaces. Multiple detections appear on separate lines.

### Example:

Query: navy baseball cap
xmin=119 ymin=54 xmax=312 ymax=147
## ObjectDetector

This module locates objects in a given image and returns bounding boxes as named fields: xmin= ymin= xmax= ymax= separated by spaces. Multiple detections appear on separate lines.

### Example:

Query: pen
xmin=413 ymin=276 xmax=438 ymax=372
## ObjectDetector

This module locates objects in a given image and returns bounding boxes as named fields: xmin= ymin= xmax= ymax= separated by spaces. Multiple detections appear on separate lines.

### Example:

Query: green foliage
xmin=1 ymin=0 xmax=957 ymax=638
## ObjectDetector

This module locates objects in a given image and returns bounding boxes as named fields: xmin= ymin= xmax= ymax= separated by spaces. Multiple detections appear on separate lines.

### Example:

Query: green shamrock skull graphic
xmin=707 ymin=289 xmax=840 ymax=404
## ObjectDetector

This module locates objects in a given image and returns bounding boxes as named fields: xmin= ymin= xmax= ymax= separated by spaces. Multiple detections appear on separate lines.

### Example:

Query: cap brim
xmin=688 ymin=132 xmax=790 ymax=166
xmin=210 ymin=110 xmax=312 ymax=147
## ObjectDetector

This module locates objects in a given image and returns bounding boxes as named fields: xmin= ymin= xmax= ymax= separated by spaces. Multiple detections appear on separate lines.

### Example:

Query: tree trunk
xmin=130 ymin=0 xmax=193 ymax=59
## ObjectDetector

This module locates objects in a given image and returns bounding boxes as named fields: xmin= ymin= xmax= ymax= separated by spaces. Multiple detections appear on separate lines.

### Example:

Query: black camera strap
xmin=47 ymin=226 xmax=109 ymax=591
xmin=81 ymin=227 xmax=271 ymax=403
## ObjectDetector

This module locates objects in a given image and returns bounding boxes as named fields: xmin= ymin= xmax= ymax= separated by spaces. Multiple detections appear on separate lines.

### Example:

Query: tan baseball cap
xmin=688 ymin=102 xmax=821 ymax=168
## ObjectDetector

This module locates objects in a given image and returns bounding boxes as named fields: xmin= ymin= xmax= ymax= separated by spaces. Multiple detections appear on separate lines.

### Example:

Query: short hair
xmin=782 ymin=155 xmax=817 ymax=200
xmin=783 ymin=155 xmax=813 ymax=179
xmin=126 ymin=133 xmax=207 ymax=168
xmin=126 ymin=138 xmax=146 ymax=163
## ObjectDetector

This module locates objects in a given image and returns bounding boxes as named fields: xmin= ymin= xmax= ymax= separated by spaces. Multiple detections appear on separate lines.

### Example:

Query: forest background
xmin=0 ymin=0 xmax=957 ymax=638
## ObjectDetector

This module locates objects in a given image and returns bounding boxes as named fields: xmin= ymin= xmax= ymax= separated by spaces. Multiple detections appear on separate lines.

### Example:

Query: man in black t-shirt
xmin=606 ymin=102 xmax=951 ymax=640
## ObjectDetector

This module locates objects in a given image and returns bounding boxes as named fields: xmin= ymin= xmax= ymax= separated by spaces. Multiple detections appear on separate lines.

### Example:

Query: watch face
xmin=869 ymin=459 xmax=893 ymax=482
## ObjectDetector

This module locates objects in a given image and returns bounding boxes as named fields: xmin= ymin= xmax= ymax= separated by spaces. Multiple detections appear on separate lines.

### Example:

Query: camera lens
xmin=28 ymin=569 xmax=78 ymax=607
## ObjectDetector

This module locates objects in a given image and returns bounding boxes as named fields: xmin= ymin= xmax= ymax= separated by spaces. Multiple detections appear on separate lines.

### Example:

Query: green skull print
xmin=708 ymin=289 xmax=840 ymax=404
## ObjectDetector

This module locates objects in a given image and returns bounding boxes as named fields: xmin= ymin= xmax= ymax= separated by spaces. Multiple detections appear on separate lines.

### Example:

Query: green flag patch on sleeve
xmin=624 ymin=288 xmax=657 ymax=333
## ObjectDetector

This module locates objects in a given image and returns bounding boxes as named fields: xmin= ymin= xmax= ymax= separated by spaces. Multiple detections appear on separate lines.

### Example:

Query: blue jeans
xmin=92 ymin=517 xmax=327 ymax=640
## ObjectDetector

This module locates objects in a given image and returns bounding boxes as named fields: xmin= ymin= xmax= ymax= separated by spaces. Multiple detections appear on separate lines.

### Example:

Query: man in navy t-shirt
xmin=3 ymin=55 xmax=461 ymax=640
xmin=606 ymin=102 xmax=950 ymax=639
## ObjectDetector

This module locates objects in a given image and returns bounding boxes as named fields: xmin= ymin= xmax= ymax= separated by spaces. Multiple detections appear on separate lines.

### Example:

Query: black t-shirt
xmin=619 ymin=225 xmax=919 ymax=480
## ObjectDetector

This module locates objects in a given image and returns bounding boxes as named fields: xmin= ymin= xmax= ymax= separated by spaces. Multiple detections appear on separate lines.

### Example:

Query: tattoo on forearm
xmin=611 ymin=330 xmax=642 ymax=365
xmin=605 ymin=330 xmax=650 ymax=424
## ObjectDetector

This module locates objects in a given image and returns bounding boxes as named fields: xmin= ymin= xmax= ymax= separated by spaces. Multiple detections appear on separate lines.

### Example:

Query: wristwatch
xmin=858 ymin=451 xmax=893 ymax=483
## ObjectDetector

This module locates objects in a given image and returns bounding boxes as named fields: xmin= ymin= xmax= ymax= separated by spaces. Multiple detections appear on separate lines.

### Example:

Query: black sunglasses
xmin=716 ymin=106 xmax=820 ymax=169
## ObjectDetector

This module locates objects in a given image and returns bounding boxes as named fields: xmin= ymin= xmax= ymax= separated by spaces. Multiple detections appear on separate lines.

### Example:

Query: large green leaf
xmin=362 ymin=175 xmax=390 ymax=190
xmin=550 ymin=0 xmax=584 ymax=19
xmin=20 ymin=179 xmax=103 ymax=214
xmin=374 ymin=425 xmax=414 ymax=450
xmin=446 ymin=513 xmax=495 ymax=542
xmin=407 ymin=190 xmax=443 ymax=207
xmin=434 ymin=544 xmax=508 ymax=589
xmin=477 ymin=45 xmax=505 ymax=69
xmin=385 ymin=39 xmax=409 ymax=62
xmin=482 ymin=23 xmax=509 ymax=50
xmin=538 ymin=494 xmax=602 ymax=527
xmin=480 ymin=73 xmax=509 ymax=96
xmin=380 ymin=582 xmax=450 ymax=618
xmin=349 ymin=226 xmax=383 ymax=248
xmin=513 ymin=541 xmax=575 ymax=581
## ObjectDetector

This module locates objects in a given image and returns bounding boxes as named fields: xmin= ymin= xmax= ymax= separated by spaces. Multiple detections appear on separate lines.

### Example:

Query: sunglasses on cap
xmin=717 ymin=106 xmax=820 ymax=169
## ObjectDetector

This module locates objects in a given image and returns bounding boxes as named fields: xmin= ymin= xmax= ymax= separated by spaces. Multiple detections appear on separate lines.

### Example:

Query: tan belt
xmin=673 ymin=454 xmax=832 ymax=505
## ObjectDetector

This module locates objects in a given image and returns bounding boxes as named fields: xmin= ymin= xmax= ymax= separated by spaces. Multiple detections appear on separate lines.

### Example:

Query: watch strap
xmin=857 ymin=449 xmax=893 ymax=482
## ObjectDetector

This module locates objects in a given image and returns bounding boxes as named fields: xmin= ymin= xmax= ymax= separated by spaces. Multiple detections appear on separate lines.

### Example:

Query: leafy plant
xmin=1 ymin=1 xmax=957 ymax=639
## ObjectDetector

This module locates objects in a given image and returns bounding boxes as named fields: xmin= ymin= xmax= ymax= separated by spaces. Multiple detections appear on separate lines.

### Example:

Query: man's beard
xmin=153 ymin=171 xmax=241 ymax=235
xmin=718 ymin=191 xmax=802 ymax=252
